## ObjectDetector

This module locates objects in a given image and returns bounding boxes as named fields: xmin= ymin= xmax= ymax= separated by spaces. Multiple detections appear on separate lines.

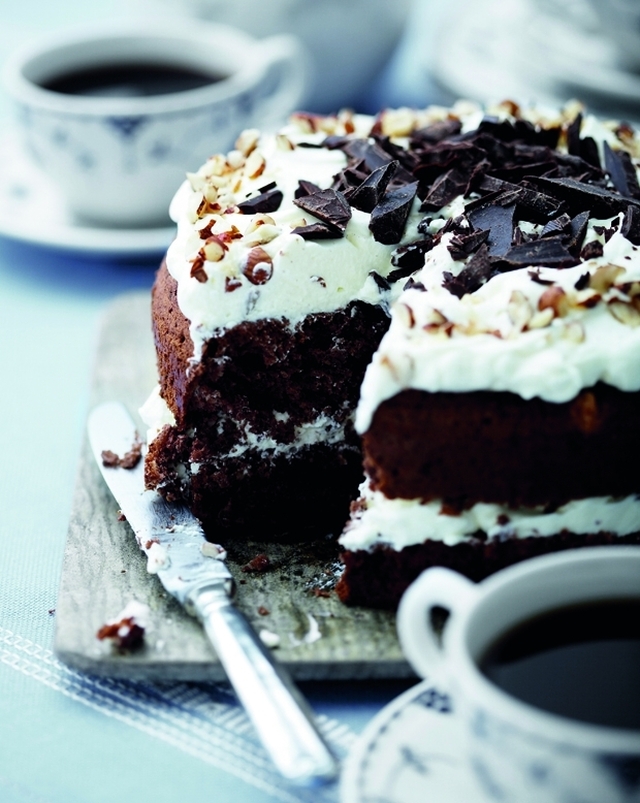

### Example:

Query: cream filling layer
xmin=140 ymin=385 xmax=352 ymax=463
xmin=339 ymin=482 xmax=640 ymax=551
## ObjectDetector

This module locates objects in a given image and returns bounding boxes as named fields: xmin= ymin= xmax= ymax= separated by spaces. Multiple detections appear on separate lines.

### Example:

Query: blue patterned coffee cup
xmin=3 ymin=21 xmax=307 ymax=226
xmin=398 ymin=547 xmax=640 ymax=803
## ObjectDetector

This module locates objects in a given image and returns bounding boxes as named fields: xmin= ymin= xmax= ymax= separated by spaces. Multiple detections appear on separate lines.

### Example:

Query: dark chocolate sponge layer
xmin=336 ymin=531 xmax=640 ymax=610
xmin=362 ymin=386 xmax=640 ymax=510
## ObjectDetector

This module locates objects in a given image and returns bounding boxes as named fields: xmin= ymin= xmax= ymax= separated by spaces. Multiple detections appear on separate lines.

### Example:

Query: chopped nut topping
xmin=380 ymin=107 xmax=417 ymax=138
xmin=226 ymin=149 xmax=245 ymax=170
xmin=573 ymin=288 xmax=601 ymax=308
xmin=538 ymin=285 xmax=570 ymax=317
xmin=196 ymin=196 xmax=221 ymax=219
xmin=190 ymin=257 xmax=208 ymax=283
xmin=589 ymin=264 xmax=625 ymax=294
xmin=507 ymin=289 xmax=534 ymax=331
xmin=202 ymin=236 xmax=226 ymax=262
xmin=245 ymin=150 xmax=266 ymax=180
xmin=609 ymin=299 xmax=640 ymax=326
xmin=244 ymin=214 xmax=276 ymax=235
xmin=244 ymin=224 xmax=280 ymax=246
xmin=242 ymin=247 xmax=273 ymax=285
xmin=395 ymin=302 xmax=415 ymax=329
xmin=235 ymin=128 xmax=260 ymax=157
xmin=275 ymin=133 xmax=295 ymax=151
xmin=225 ymin=276 xmax=242 ymax=292
xmin=527 ymin=307 xmax=555 ymax=329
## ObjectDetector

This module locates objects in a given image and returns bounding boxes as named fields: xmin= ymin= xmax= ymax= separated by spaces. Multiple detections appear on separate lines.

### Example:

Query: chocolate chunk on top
xmin=237 ymin=188 xmax=283 ymax=214
xmin=530 ymin=176 xmax=640 ymax=218
xmin=292 ymin=222 xmax=343 ymax=240
xmin=420 ymin=168 xmax=469 ymax=211
xmin=466 ymin=200 xmax=515 ymax=257
xmin=604 ymin=142 xmax=640 ymax=200
xmin=443 ymin=243 xmax=494 ymax=297
xmin=293 ymin=188 xmax=352 ymax=234
xmin=348 ymin=161 xmax=398 ymax=213
xmin=294 ymin=179 xmax=322 ymax=199
xmin=369 ymin=181 xmax=418 ymax=244
xmin=497 ymin=236 xmax=579 ymax=270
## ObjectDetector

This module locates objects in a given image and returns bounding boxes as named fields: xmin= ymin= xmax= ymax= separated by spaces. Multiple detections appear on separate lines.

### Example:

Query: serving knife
xmin=88 ymin=401 xmax=339 ymax=785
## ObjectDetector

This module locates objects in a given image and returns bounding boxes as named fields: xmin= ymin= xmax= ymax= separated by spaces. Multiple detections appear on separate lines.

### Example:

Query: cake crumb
xmin=96 ymin=600 xmax=149 ymax=651
xmin=101 ymin=435 xmax=142 ymax=469
xmin=241 ymin=553 xmax=270 ymax=573
xmin=257 ymin=605 xmax=270 ymax=616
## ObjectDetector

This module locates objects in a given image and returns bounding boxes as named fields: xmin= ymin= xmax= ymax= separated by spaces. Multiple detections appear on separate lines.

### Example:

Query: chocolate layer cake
xmin=336 ymin=102 xmax=640 ymax=608
xmin=143 ymin=100 xmax=640 ymax=605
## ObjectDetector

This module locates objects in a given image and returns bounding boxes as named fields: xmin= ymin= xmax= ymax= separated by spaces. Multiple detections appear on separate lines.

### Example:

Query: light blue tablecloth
xmin=0 ymin=2 xmax=447 ymax=800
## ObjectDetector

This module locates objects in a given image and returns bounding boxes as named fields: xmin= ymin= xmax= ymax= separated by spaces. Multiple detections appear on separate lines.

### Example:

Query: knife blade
xmin=88 ymin=401 xmax=339 ymax=785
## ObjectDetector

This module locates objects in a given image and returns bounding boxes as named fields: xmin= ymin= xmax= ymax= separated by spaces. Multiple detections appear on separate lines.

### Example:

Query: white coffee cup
xmin=397 ymin=547 xmax=640 ymax=803
xmin=3 ymin=21 xmax=307 ymax=227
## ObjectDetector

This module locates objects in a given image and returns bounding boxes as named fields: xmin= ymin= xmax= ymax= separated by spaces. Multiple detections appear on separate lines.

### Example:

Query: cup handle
xmin=397 ymin=567 xmax=480 ymax=680
xmin=252 ymin=34 xmax=310 ymax=127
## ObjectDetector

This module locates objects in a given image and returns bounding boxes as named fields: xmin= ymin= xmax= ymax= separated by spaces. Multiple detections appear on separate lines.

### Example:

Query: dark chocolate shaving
xmin=604 ymin=142 xmax=640 ymax=200
xmin=294 ymin=179 xmax=322 ymax=199
xmin=567 ymin=114 xmax=601 ymax=169
xmin=574 ymin=272 xmax=590 ymax=290
xmin=237 ymin=188 xmax=283 ymax=214
xmin=620 ymin=206 xmax=640 ymax=245
xmin=420 ymin=168 xmax=469 ymax=211
xmin=477 ymin=176 xmax=564 ymax=223
xmin=580 ymin=240 xmax=604 ymax=260
xmin=348 ymin=161 xmax=398 ymax=213
xmin=411 ymin=118 xmax=462 ymax=145
xmin=467 ymin=201 xmax=515 ymax=256
xmin=388 ymin=238 xmax=434 ymax=282
xmin=403 ymin=277 xmax=426 ymax=292
xmin=540 ymin=213 xmax=572 ymax=238
xmin=447 ymin=228 xmax=490 ymax=260
xmin=529 ymin=268 xmax=556 ymax=285
xmin=565 ymin=211 xmax=590 ymax=255
xmin=369 ymin=271 xmax=391 ymax=291
xmin=497 ymin=236 xmax=578 ymax=270
xmin=341 ymin=138 xmax=395 ymax=173
xmin=530 ymin=176 xmax=640 ymax=218
xmin=292 ymin=222 xmax=342 ymax=240
xmin=369 ymin=181 xmax=418 ymax=244
xmin=443 ymin=243 xmax=493 ymax=297
xmin=293 ymin=188 xmax=352 ymax=234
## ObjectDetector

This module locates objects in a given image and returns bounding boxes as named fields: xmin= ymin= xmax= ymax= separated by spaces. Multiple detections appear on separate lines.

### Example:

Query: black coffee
xmin=42 ymin=62 xmax=223 ymax=98
xmin=479 ymin=598 xmax=640 ymax=730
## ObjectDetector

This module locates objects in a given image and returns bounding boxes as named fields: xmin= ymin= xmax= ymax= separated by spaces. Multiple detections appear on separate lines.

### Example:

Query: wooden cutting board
xmin=54 ymin=292 xmax=413 ymax=681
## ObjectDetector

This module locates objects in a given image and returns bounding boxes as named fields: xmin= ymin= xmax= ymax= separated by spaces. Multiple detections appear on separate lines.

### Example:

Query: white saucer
xmin=0 ymin=133 xmax=175 ymax=257
xmin=340 ymin=679 xmax=480 ymax=803
xmin=431 ymin=0 xmax=640 ymax=121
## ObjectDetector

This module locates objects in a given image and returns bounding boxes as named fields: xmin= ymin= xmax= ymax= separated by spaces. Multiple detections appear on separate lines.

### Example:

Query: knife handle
xmin=190 ymin=584 xmax=339 ymax=785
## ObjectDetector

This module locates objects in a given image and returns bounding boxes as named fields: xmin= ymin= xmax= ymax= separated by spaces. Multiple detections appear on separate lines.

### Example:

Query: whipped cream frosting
xmin=356 ymin=218 xmax=640 ymax=431
xmin=340 ymin=482 xmax=640 ymax=551
xmin=164 ymin=110 xmax=435 ymax=360
xmin=353 ymin=106 xmax=640 ymax=432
